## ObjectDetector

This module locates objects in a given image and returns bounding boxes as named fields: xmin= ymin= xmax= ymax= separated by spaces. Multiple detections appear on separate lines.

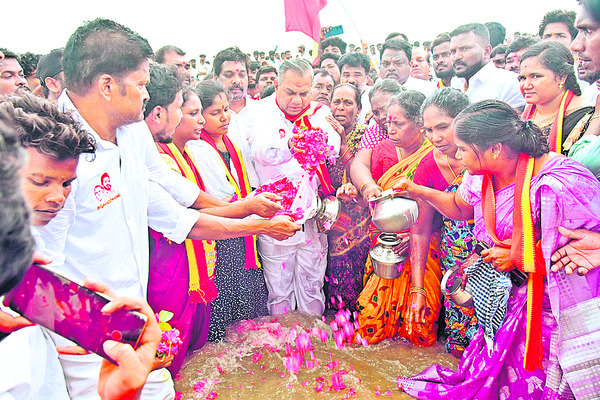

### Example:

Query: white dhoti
xmin=259 ymin=219 xmax=328 ymax=315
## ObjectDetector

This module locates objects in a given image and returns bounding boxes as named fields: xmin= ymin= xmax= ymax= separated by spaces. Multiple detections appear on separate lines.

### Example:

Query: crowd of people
xmin=1 ymin=1 xmax=600 ymax=399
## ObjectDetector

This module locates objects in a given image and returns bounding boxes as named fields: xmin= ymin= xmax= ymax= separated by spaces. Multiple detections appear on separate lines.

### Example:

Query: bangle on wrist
xmin=360 ymin=181 xmax=376 ymax=194
xmin=410 ymin=286 xmax=427 ymax=297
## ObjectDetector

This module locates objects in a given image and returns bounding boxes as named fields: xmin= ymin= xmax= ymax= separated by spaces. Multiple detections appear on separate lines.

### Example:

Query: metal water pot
xmin=313 ymin=195 xmax=341 ymax=233
xmin=370 ymin=190 xmax=419 ymax=233
xmin=369 ymin=233 xmax=408 ymax=279
xmin=440 ymin=265 xmax=474 ymax=308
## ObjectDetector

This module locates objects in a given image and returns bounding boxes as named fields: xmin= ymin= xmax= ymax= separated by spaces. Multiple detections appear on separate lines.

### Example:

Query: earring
xmin=492 ymin=153 xmax=498 ymax=160
xmin=559 ymin=82 xmax=564 ymax=89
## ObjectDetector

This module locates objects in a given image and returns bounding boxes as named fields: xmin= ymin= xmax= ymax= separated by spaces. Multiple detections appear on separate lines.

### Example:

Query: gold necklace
xmin=446 ymin=155 xmax=458 ymax=179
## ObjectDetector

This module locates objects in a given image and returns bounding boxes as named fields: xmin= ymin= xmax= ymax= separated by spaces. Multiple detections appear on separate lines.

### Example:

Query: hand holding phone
xmin=7 ymin=264 xmax=148 ymax=363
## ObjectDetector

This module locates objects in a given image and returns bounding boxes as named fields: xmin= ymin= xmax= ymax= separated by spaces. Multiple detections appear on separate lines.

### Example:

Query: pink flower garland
xmin=290 ymin=126 xmax=337 ymax=176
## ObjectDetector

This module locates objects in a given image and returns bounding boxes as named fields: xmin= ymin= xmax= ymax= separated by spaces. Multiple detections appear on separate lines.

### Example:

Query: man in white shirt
xmin=338 ymin=52 xmax=372 ymax=124
xmin=449 ymin=23 xmax=526 ymax=109
xmin=245 ymin=59 xmax=341 ymax=316
xmin=39 ymin=18 xmax=299 ymax=400
xmin=379 ymin=39 xmax=436 ymax=97
xmin=213 ymin=47 xmax=251 ymax=114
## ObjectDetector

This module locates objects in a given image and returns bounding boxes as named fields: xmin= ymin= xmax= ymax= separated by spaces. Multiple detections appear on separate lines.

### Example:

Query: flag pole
xmin=335 ymin=0 xmax=379 ymax=74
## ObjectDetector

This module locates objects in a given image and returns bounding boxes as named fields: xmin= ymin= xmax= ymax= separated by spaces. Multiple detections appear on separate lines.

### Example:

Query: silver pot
xmin=440 ymin=265 xmax=473 ymax=308
xmin=370 ymin=190 xmax=419 ymax=233
xmin=313 ymin=195 xmax=341 ymax=233
xmin=370 ymin=233 xmax=408 ymax=279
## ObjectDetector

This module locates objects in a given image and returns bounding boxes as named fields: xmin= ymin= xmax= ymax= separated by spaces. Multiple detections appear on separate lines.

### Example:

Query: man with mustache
xmin=449 ymin=23 xmax=525 ymax=108
xmin=309 ymin=69 xmax=335 ymax=106
xmin=430 ymin=33 xmax=454 ymax=88
xmin=0 ymin=49 xmax=27 ymax=95
xmin=213 ymin=47 xmax=250 ymax=114
xmin=379 ymin=39 xmax=435 ymax=96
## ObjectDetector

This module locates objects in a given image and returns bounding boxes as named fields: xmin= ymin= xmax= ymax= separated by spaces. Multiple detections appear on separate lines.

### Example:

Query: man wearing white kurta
xmin=38 ymin=18 xmax=300 ymax=400
xmin=245 ymin=59 xmax=341 ymax=316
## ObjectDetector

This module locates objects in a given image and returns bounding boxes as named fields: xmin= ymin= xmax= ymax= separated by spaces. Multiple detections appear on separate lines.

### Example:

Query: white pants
xmin=47 ymin=331 xmax=175 ymax=400
xmin=259 ymin=219 xmax=328 ymax=315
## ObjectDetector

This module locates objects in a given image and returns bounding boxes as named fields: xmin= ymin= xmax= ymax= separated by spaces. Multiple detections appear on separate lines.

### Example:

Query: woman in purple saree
xmin=395 ymin=100 xmax=600 ymax=399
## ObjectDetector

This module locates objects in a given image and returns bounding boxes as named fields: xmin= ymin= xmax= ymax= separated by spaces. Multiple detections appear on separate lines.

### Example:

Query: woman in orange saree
xmin=355 ymin=90 xmax=440 ymax=346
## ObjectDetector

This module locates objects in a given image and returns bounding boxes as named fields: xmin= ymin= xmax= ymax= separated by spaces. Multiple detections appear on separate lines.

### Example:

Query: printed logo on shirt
xmin=94 ymin=172 xmax=121 ymax=210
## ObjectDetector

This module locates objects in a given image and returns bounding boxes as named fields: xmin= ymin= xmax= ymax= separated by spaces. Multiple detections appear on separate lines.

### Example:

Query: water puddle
xmin=176 ymin=311 xmax=458 ymax=399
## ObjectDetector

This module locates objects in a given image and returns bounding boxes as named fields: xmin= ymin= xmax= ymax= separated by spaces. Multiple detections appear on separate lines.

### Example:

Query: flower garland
xmin=290 ymin=126 xmax=337 ymax=176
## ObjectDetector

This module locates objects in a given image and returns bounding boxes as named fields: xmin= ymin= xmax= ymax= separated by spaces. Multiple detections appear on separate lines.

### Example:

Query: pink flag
xmin=284 ymin=0 xmax=327 ymax=43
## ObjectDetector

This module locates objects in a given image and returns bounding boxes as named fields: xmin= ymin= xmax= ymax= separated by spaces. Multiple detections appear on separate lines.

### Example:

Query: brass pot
xmin=369 ymin=233 xmax=407 ymax=279
xmin=370 ymin=190 xmax=419 ymax=233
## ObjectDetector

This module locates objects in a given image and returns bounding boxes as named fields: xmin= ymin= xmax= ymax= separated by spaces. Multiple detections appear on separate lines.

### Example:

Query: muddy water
xmin=176 ymin=312 xmax=458 ymax=399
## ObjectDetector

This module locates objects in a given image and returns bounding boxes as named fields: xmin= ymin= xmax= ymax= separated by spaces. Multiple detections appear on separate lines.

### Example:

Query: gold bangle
xmin=360 ymin=181 xmax=376 ymax=194
xmin=410 ymin=286 xmax=427 ymax=297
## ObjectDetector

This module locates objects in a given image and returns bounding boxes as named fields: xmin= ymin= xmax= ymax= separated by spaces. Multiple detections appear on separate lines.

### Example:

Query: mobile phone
xmin=473 ymin=242 xmax=527 ymax=287
xmin=7 ymin=263 xmax=147 ymax=363
xmin=324 ymin=25 xmax=344 ymax=38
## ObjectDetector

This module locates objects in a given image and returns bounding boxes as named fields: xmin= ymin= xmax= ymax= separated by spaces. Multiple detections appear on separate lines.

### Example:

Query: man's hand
xmin=247 ymin=193 xmax=283 ymax=218
xmin=91 ymin=281 xmax=162 ymax=400
xmin=0 ymin=310 xmax=34 ymax=333
xmin=265 ymin=215 xmax=301 ymax=241
xmin=551 ymin=226 xmax=600 ymax=275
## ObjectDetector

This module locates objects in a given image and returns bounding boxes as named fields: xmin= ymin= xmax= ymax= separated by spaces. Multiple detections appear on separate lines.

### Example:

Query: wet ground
xmin=176 ymin=312 xmax=458 ymax=399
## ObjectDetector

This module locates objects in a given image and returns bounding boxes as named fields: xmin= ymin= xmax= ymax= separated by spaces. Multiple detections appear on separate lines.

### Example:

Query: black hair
xmin=431 ymin=33 xmax=451 ymax=51
xmin=212 ymin=47 xmax=249 ymax=77
xmin=144 ymin=63 xmax=184 ymax=119
xmin=380 ymin=38 xmax=412 ymax=61
xmin=450 ymin=23 xmax=490 ymax=46
xmin=155 ymin=45 xmax=185 ymax=64
xmin=337 ymin=52 xmax=370 ymax=74
xmin=369 ymin=78 xmax=402 ymax=102
xmin=249 ymin=61 xmax=261 ymax=72
xmin=256 ymin=65 xmax=277 ymax=83
xmin=421 ymin=88 xmax=470 ymax=119
xmin=491 ymin=44 xmax=508 ymax=58
xmin=520 ymin=41 xmax=581 ymax=96
xmin=5 ymin=91 xmax=96 ymax=161
xmin=388 ymin=90 xmax=426 ymax=126
xmin=454 ymin=100 xmax=549 ymax=157
xmin=319 ymin=37 xmax=347 ymax=54
xmin=332 ymin=82 xmax=362 ymax=110
xmin=0 ymin=105 xmax=33 ymax=296
xmin=19 ymin=53 xmax=41 ymax=78
xmin=484 ymin=22 xmax=507 ymax=48
xmin=506 ymin=35 xmax=540 ymax=57
xmin=195 ymin=79 xmax=229 ymax=109
xmin=385 ymin=32 xmax=409 ymax=42
xmin=0 ymin=48 xmax=20 ymax=61
xmin=539 ymin=9 xmax=578 ymax=39
xmin=319 ymin=52 xmax=340 ymax=66
xmin=63 ymin=18 xmax=153 ymax=95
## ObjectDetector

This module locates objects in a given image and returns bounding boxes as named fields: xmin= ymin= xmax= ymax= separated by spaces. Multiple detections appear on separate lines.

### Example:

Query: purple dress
xmin=398 ymin=156 xmax=600 ymax=399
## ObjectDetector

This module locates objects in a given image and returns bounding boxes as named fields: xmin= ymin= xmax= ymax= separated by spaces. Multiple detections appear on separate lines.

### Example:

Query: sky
xmin=1 ymin=0 xmax=580 ymax=60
